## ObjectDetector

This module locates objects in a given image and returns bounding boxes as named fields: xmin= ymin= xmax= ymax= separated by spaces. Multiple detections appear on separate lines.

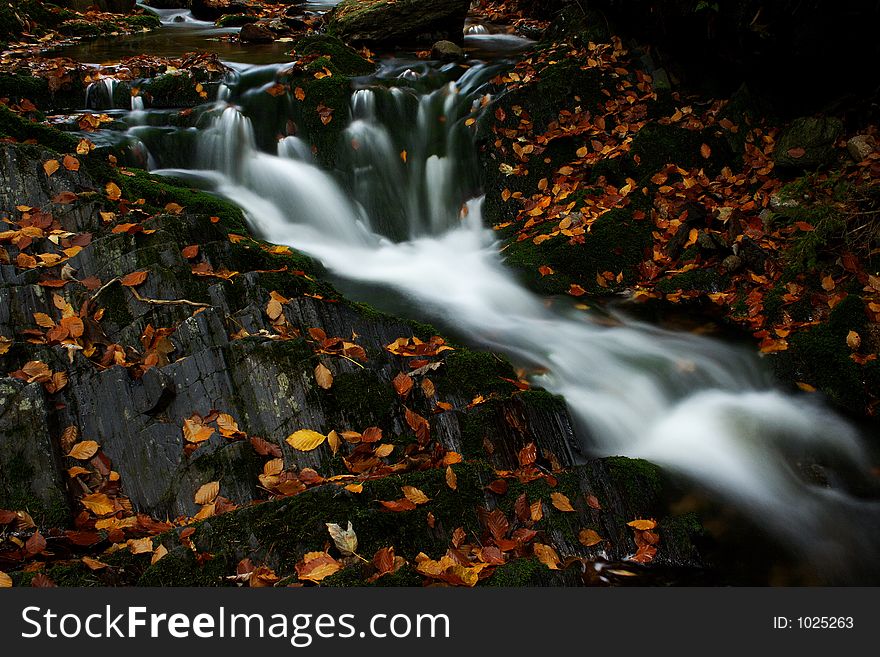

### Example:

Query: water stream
xmin=71 ymin=27 xmax=879 ymax=580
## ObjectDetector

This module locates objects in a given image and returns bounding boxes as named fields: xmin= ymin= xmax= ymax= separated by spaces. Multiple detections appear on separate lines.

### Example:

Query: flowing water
xmin=68 ymin=27 xmax=879 ymax=581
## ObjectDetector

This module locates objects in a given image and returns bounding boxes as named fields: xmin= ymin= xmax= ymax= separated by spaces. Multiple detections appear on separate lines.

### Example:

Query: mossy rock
xmin=216 ymin=13 xmax=253 ymax=28
xmin=122 ymin=14 xmax=162 ymax=30
xmin=773 ymin=116 xmax=844 ymax=171
xmin=769 ymin=293 xmax=873 ymax=413
xmin=501 ymin=202 xmax=653 ymax=296
xmin=327 ymin=0 xmax=471 ymax=47
xmin=0 ymin=105 xmax=81 ymax=154
xmin=629 ymin=122 xmax=733 ymax=179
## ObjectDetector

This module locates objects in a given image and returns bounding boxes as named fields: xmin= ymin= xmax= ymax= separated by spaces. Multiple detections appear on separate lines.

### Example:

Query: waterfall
xmin=85 ymin=77 xmax=118 ymax=110
xmin=151 ymin=60 xmax=878 ymax=578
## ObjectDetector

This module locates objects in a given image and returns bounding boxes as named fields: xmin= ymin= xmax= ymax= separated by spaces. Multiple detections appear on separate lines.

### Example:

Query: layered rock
xmin=327 ymin=0 xmax=471 ymax=47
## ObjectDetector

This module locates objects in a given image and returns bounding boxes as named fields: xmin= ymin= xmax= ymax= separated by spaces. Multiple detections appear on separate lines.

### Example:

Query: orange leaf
xmin=551 ymin=492 xmax=575 ymax=512
xmin=120 ymin=270 xmax=148 ymax=287
xmin=43 ymin=160 xmax=60 ymax=176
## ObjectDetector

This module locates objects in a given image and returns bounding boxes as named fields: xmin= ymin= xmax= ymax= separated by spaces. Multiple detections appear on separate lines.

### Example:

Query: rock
xmin=431 ymin=40 xmax=463 ymax=62
xmin=847 ymin=135 xmax=876 ymax=162
xmin=65 ymin=0 xmax=135 ymax=12
xmin=239 ymin=23 xmax=274 ymax=44
xmin=0 ymin=380 xmax=70 ymax=527
xmin=144 ymin=0 xmax=189 ymax=8
xmin=327 ymin=0 xmax=471 ymax=47
xmin=722 ymin=254 xmax=743 ymax=273
xmin=773 ymin=116 xmax=844 ymax=170
xmin=191 ymin=0 xmax=250 ymax=22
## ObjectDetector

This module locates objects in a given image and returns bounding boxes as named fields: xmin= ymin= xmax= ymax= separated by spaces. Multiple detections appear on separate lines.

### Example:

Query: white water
xmin=152 ymin=61 xmax=877 ymax=576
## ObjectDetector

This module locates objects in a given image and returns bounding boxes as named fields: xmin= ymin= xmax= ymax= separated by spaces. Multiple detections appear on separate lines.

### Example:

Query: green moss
xmin=0 ymin=450 xmax=70 ymax=528
xmin=294 ymin=34 xmax=374 ymax=77
xmin=324 ymin=368 xmax=396 ymax=426
xmin=323 ymin=563 xmax=423 ymax=587
xmin=437 ymin=349 xmax=517 ymax=400
xmin=123 ymin=14 xmax=162 ymax=30
xmin=58 ymin=19 xmax=117 ymax=37
xmin=656 ymin=267 xmax=729 ymax=294
xmin=136 ymin=462 xmax=489 ymax=586
xmin=605 ymin=456 xmax=663 ymax=510
xmin=502 ymin=204 xmax=653 ymax=296
xmin=0 ymin=104 xmax=80 ymax=153
xmin=485 ymin=557 xmax=546 ymax=586
xmin=771 ymin=293 xmax=870 ymax=412
xmin=145 ymin=72 xmax=204 ymax=107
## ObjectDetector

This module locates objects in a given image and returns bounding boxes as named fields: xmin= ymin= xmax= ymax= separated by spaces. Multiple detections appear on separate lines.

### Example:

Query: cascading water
xmin=147 ymin=58 xmax=878 ymax=580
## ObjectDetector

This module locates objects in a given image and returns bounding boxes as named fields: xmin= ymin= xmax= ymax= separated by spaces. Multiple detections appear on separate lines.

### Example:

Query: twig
xmin=129 ymin=288 xmax=211 ymax=309
xmin=88 ymin=276 xmax=120 ymax=304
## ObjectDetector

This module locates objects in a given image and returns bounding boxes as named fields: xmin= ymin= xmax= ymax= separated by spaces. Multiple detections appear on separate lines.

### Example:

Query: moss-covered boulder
xmin=327 ymin=0 xmax=471 ymax=47
xmin=773 ymin=116 xmax=844 ymax=171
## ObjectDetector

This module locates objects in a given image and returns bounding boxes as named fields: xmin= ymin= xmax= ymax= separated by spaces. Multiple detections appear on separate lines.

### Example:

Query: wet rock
xmin=721 ymin=254 xmax=743 ymax=273
xmin=144 ymin=0 xmax=189 ymax=8
xmin=327 ymin=0 xmax=471 ymax=47
xmin=431 ymin=40 xmax=463 ymax=62
xmin=0 ymin=379 xmax=70 ymax=527
xmin=191 ymin=0 xmax=250 ymax=22
xmin=65 ymin=0 xmax=135 ymax=12
xmin=847 ymin=134 xmax=876 ymax=162
xmin=239 ymin=22 xmax=275 ymax=44
xmin=773 ymin=116 xmax=843 ymax=170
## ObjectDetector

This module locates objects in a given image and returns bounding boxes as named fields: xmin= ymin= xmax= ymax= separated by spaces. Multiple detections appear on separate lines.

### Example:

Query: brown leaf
xmin=445 ymin=465 xmax=457 ymax=490
xmin=533 ymin=543 xmax=561 ymax=570
xmin=379 ymin=498 xmax=417 ymax=512
xmin=551 ymin=492 xmax=575 ymax=512
xmin=627 ymin=518 xmax=657 ymax=531
xmin=393 ymin=372 xmax=413 ymax=397
xmin=578 ymin=528 xmax=603 ymax=547
xmin=402 ymin=486 xmax=430 ymax=505
xmin=63 ymin=155 xmax=80 ymax=171
xmin=105 ymin=182 xmax=122 ymax=201
xmin=315 ymin=362 xmax=333 ymax=389
xmin=66 ymin=440 xmax=99 ymax=460
xmin=194 ymin=481 xmax=220 ymax=505
xmin=120 ymin=270 xmax=148 ymax=287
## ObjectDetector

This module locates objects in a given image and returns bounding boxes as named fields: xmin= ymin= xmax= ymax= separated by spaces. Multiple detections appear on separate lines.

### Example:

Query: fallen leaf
xmin=66 ymin=440 xmax=99 ymax=460
xmin=120 ymin=270 xmax=148 ymax=287
xmin=286 ymin=429 xmax=326 ymax=451
xmin=81 ymin=492 xmax=114 ymax=515
xmin=533 ymin=543 xmax=561 ymax=570
xmin=43 ymin=159 xmax=60 ymax=176
xmin=402 ymin=486 xmax=430 ymax=505
xmin=194 ymin=481 xmax=220 ymax=505
xmin=551 ymin=492 xmax=575 ymax=512
xmin=578 ymin=528 xmax=603 ymax=547
xmin=326 ymin=521 xmax=358 ymax=556
xmin=315 ymin=363 xmax=333 ymax=389
xmin=627 ymin=518 xmax=657 ymax=531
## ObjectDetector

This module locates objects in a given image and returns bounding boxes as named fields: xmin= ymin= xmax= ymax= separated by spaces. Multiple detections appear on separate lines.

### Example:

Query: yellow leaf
xmin=263 ymin=458 xmax=284 ymax=476
xmin=533 ymin=542 xmax=561 ymax=570
xmin=328 ymin=429 xmax=340 ymax=455
xmin=402 ymin=486 xmax=430 ymax=505
xmin=315 ymin=362 xmax=333 ymax=389
xmin=375 ymin=443 xmax=394 ymax=458
xmin=846 ymin=331 xmax=861 ymax=350
xmin=80 ymin=492 xmax=114 ymax=515
xmin=183 ymin=418 xmax=215 ymax=443
xmin=81 ymin=556 xmax=107 ymax=571
xmin=66 ymin=440 xmax=99 ymax=460
xmin=530 ymin=500 xmax=543 ymax=521
xmin=344 ymin=483 xmax=363 ymax=493
xmin=151 ymin=544 xmax=168 ymax=565
xmin=67 ymin=466 xmax=90 ymax=477
xmin=128 ymin=537 xmax=153 ymax=554
xmin=194 ymin=481 xmax=220 ymax=505
xmin=445 ymin=465 xmax=457 ymax=490
xmin=578 ymin=528 xmax=603 ymax=547
xmin=551 ymin=492 xmax=575 ymax=512
xmin=33 ymin=312 xmax=55 ymax=328
xmin=627 ymin=518 xmax=657 ymax=530
xmin=216 ymin=413 xmax=240 ymax=437
xmin=0 ymin=571 xmax=12 ymax=587
xmin=43 ymin=159 xmax=60 ymax=176
xmin=105 ymin=182 xmax=122 ymax=201
xmin=286 ymin=429 xmax=326 ymax=451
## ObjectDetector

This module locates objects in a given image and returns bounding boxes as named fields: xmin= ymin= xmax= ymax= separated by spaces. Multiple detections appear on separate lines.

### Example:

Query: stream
xmin=67 ymin=13 xmax=879 ymax=581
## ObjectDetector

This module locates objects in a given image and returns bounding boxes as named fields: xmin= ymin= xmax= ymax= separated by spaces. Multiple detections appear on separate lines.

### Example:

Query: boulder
xmin=327 ymin=0 xmax=471 ymax=47
xmin=239 ymin=22 xmax=274 ymax=44
xmin=144 ymin=0 xmax=190 ymax=8
xmin=191 ymin=0 xmax=250 ymax=22
xmin=847 ymin=135 xmax=876 ymax=162
xmin=773 ymin=116 xmax=843 ymax=170
xmin=64 ymin=0 xmax=136 ymax=12
xmin=431 ymin=39 xmax=463 ymax=61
